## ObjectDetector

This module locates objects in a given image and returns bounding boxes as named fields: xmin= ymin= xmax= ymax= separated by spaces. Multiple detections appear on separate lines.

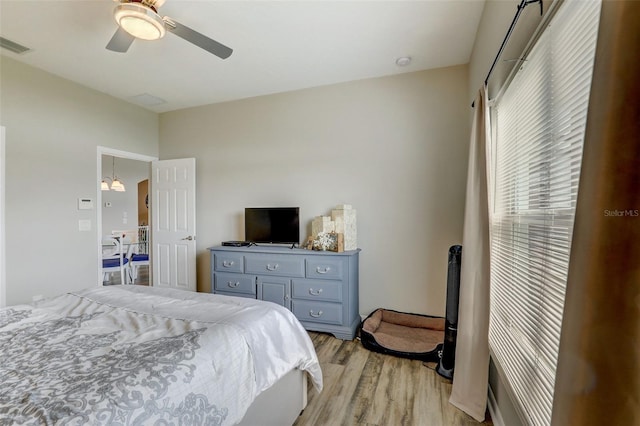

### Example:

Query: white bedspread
xmin=0 ymin=285 xmax=322 ymax=425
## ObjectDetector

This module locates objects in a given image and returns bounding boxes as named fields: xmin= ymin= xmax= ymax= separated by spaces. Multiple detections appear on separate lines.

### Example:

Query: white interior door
xmin=151 ymin=158 xmax=196 ymax=291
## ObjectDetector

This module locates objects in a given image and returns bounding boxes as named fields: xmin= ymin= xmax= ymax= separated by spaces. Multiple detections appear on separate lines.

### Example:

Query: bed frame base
xmin=237 ymin=368 xmax=307 ymax=426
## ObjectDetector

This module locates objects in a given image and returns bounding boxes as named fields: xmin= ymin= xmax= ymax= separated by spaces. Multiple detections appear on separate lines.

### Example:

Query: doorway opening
xmin=97 ymin=147 xmax=157 ymax=287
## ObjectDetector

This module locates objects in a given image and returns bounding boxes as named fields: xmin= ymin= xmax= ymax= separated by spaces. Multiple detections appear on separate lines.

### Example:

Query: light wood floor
xmin=294 ymin=332 xmax=493 ymax=426
xmin=103 ymin=265 xmax=149 ymax=286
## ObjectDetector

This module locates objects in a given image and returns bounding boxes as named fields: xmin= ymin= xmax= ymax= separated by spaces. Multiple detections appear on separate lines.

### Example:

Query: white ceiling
xmin=0 ymin=0 xmax=486 ymax=113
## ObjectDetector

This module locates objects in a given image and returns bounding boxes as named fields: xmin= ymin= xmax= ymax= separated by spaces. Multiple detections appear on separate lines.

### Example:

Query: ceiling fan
xmin=105 ymin=0 xmax=233 ymax=59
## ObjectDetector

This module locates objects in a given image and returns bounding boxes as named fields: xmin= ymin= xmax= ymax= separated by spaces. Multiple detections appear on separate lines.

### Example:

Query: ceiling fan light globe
xmin=114 ymin=3 xmax=166 ymax=41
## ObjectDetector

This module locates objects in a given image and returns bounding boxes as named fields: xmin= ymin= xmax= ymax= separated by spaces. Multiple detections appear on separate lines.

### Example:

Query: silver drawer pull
xmin=308 ymin=288 xmax=323 ymax=296
xmin=309 ymin=310 xmax=323 ymax=318
xmin=316 ymin=266 xmax=331 ymax=274
xmin=222 ymin=260 xmax=235 ymax=267
xmin=266 ymin=263 xmax=279 ymax=271
xmin=227 ymin=281 xmax=240 ymax=288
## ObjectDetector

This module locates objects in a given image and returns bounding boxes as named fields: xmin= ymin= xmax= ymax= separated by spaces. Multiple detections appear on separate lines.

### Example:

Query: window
xmin=489 ymin=0 xmax=601 ymax=424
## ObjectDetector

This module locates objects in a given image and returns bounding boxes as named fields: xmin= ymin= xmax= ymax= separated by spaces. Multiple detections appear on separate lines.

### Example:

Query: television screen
xmin=245 ymin=207 xmax=300 ymax=244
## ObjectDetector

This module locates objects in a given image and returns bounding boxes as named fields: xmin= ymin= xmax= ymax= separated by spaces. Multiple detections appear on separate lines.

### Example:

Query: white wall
xmin=0 ymin=57 xmax=158 ymax=305
xmin=160 ymin=66 xmax=470 ymax=317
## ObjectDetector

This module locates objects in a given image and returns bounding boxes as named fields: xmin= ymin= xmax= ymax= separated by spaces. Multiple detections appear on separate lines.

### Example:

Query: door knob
xmin=181 ymin=236 xmax=195 ymax=241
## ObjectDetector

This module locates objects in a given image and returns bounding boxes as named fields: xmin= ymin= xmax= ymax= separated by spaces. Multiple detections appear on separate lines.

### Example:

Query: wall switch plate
xmin=78 ymin=219 xmax=91 ymax=231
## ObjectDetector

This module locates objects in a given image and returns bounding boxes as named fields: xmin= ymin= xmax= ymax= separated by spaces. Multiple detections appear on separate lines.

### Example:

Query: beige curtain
xmin=551 ymin=1 xmax=640 ymax=425
xmin=449 ymin=87 xmax=491 ymax=422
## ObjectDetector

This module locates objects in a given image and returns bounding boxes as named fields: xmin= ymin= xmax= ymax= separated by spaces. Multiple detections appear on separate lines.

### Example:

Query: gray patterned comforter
xmin=0 ymin=286 xmax=322 ymax=425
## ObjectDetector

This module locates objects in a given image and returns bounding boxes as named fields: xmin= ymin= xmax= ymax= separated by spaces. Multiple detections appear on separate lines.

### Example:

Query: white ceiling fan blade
xmin=164 ymin=17 xmax=233 ymax=59
xmin=106 ymin=27 xmax=135 ymax=53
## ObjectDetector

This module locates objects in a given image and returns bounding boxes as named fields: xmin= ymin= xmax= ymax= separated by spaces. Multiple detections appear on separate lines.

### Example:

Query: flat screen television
xmin=245 ymin=207 xmax=300 ymax=245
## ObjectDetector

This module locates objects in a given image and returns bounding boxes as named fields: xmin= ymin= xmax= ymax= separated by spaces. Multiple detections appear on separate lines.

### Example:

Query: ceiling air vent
xmin=128 ymin=93 xmax=167 ymax=107
xmin=0 ymin=37 xmax=31 ymax=54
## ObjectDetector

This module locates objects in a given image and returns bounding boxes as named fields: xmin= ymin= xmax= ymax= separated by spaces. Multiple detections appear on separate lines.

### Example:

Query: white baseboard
xmin=488 ymin=385 xmax=505 ymax=426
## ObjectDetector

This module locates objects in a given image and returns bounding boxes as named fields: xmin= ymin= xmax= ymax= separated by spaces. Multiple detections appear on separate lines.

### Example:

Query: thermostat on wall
xmin=78 ymin=198 xmax=94 ymax=210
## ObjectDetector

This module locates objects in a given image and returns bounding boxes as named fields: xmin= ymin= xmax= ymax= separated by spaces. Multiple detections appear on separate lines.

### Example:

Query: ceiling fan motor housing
xmin=117 ymin=0 xmax=166 ymax=12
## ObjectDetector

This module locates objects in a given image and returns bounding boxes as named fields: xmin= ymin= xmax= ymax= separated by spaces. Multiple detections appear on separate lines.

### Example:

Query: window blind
xmin=489 ymin=1 xmax=601 ymax=425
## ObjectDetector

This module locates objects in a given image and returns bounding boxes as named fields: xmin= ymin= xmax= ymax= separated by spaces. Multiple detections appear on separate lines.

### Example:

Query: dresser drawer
xmin=245 ymin=255 xmax=305 ymax=277
xmin=305 ymin=257 xmax=344 ymax=280
xmin=292 ymin=300 xmax=343 ymax=325
xmin=292 ymin=279 xmax=342 ymax=303
xmin=214 ymin=253 xmax=244 ymax=273
xmin=214 ymin=273 xmax=255 ymax=295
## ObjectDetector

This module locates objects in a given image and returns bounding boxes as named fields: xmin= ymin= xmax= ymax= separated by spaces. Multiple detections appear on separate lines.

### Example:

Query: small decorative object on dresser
xmin=309 ymin=204 xmax=356 ymax=252
xmin=331 ymin=204 xmax=357 ymax=250
xmin=209 ymin=245 xmax=360 ymax=340
xmin=308 ymin=232 xmax=344 ymax=252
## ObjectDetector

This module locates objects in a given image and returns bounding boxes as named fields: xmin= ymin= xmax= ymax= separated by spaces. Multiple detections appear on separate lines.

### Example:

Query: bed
xmin=0 ymin=285 xmax=323 ymax=425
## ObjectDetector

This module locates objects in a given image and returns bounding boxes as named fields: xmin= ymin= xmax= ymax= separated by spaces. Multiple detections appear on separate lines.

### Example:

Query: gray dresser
xmin=209 ymin=246 xmax=360 ymax=340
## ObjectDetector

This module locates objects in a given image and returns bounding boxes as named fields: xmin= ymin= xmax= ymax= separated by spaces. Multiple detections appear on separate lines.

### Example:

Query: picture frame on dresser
xmin=209 ymin=245 xmax=360 ymax=340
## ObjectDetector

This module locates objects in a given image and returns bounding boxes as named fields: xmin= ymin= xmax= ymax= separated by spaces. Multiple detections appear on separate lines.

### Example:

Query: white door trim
xmin=0 ymin=126 xmax=5 ymax=307
xmin=96 ymin=146 xmax=157 ymax=286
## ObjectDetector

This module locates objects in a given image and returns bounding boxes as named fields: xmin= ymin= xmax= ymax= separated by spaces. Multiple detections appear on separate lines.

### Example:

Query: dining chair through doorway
xmin=130 ymin=253 xmax=149 ymax=283
xmin=102 ymin=237 xmax=134 ymax=285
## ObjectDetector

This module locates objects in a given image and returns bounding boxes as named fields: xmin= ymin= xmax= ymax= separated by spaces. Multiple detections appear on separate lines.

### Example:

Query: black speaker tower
xmin=436 ymin=245 xmax=462 ymax=380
